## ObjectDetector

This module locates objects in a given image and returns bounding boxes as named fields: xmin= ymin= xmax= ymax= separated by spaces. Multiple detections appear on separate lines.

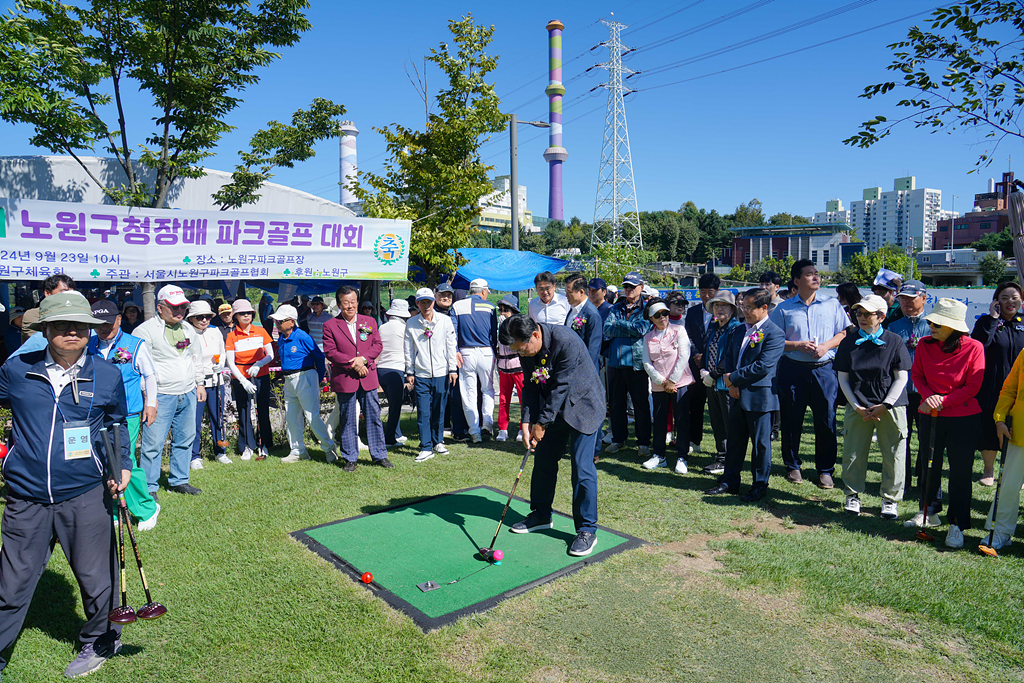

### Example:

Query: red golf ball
xmin=492 ymin=549 xmax=503 ymax=561
xmin=361 ymin=572 xmax=372 ymax=584
xmin=0 ymin=444 xmax=8 ymax=458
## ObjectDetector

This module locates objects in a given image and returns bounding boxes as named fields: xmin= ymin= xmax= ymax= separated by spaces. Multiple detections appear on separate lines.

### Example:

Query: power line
xmin=625 ymin=0 xmax=712 ymax=35
xmin=630 ymin=0 xmax=776 ymax=56
xmin=636 ymin=5 xmax=942 ymax=92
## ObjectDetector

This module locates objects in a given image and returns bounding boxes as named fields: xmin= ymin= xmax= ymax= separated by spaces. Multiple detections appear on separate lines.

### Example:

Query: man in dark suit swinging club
xmin=500 ymin=315 xmax=605 ymax=556
xmin=705 ymin=287 xmax=785 ymax=502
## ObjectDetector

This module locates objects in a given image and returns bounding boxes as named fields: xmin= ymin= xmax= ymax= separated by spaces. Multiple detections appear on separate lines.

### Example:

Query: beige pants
xmin=841 ymin=404 xmax=907 ymax=502
xmin=985 ymin=442 xmax=1024 ymax=536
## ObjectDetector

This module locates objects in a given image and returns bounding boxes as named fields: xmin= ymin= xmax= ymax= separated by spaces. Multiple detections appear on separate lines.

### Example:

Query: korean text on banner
xmin=0 ymin=198 xmax=411 ymax=282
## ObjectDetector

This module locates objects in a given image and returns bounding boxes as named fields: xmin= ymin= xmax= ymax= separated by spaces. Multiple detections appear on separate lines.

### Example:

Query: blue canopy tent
xmin=445 ymin=248 xmax=569 ymax=291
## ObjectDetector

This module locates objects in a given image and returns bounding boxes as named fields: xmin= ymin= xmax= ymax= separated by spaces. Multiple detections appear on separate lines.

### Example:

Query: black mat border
xmin=290 ymin=485 xmax=647 ymax=632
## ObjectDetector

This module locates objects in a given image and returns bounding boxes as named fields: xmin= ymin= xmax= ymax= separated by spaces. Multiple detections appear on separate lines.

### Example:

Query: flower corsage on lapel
xmin=747 ymin=329 xmax=765 ymax=349
xmin=112 ymin=347 xmax=133 ymax=364
xmin=175 ymin=338 xmax=191 ymax=350
xmin=358 ymin=323 xmax=372 ymax=342
xmin=531 ymin=350 xmax=551 ymax=385
xmin=422 ymin=321 xmax=434 ymax=339
xmin=571 ymin=314 xmax=587 ymax=332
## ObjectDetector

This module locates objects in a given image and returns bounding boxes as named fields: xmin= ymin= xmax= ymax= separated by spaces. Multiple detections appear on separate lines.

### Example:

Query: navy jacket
xmin=685 ymin=304 xmax=710 ymax=376
xmin=521 ymin=323 xmax=606 ymax=436
xmin=723 ymin=320 xmax=786 ymax=413
xmin=0 ymin=350 xmax=131 ymax=504
xmin=565 ymin=299 xmax=603 ymax=371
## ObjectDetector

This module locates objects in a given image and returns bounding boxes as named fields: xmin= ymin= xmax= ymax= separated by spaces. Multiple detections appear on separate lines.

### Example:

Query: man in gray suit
xmin=501 ymin=315 xmax=605 ymax=557
xmin=705 ymin=288 xmax=785 ymax=502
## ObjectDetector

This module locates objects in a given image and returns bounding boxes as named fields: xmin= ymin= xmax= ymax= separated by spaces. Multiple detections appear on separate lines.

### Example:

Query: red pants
xmin=498 ymin=371 xmax=525 ymax=431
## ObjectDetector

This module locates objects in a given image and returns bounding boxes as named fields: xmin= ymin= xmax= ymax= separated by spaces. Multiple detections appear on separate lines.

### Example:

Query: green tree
xmin=979 ymin=251 xmax=1011 ymax=284
xmin=768 ymin=212 xmax=811 ymax=226
xmin=844 ymin=1 xmax=1024 ymax=169
xmin=749 ymin=255 xmax=795 ymax=281
xmin=971 ymin=225 xmax=1014 ymax=252
xmin=355 ymin=15 xmax=505 ymax=285
xmin=592 ymin=244 xmax=659 ymax=288
xmin=0 ymin=0 xmax=340 ymax=209
xmin=728 ymin=199 xmax=766 ymax=228
xmin=639 ymin=211 xmax=680 ymax=261
xmin=546 ymin=217 xmax=589 ymax=255
xmin=726 ymin=265 xmax=754 ymax=283
xmin=838 ymin=244 xmax=921 ymax=284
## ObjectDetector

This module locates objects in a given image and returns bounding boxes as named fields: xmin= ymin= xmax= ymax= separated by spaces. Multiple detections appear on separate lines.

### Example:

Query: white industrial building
xmin=0 ymin=155 xmax=357 ymax=217
xmin=474 ymin=175 xmax=540 ymax=233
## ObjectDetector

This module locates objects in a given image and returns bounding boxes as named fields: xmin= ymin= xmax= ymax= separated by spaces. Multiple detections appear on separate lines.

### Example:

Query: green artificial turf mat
xmin=292 ymin=485 xmax=645 ymax=631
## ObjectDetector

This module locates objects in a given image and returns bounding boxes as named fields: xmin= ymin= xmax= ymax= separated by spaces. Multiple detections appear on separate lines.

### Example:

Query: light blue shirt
xmin=769 ymin=292 xmax=850 ymax=363
xmin=6 ymin=329 xmax=46 ymax=360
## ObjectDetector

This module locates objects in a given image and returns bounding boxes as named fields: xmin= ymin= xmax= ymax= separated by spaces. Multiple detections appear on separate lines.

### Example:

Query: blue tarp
xmin=446 ymin=248 xmax=568 ymax=291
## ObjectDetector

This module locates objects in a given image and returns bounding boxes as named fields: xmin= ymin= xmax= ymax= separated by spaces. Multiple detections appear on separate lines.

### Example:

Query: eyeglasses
xmin=854 ymin=310 xmax=878 ymax=318
xmin=622 ymin=283 xmax=639 ymax=290
xmin=162 ymin=303 xmax=189 ymax=312
xmin=651 ymin=311 xmax=669 ymax=319
xmin=192 ymin=315 xmax=214 ymax=321
xmin=51 ymin=321 xmax=91 ymax=332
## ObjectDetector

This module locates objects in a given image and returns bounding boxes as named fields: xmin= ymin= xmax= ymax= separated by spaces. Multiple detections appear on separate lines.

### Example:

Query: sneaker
xmin=665 ymin=431 xmax=673 ymax=445
xmin=240 ymin=448 xmax=254 ymax=461
xmin=674 ymin=458 xmax=688 ymax=474
xmin=482 ymin=424 xmax=493 ymax=439
xmin=434 ymin=444 xmax=450 ymax=455
xmin=168 ymin=483 xmax=201 ymax=495
xmin=452 ymin=433 xmax=471 ymax=443
xmin=281 ymin=452 xmax=304 ymax=464
xmin=215 ymin=453 xmax=233 ymax=464
xmin=985 ymin=531 xmax=1013 ymax=550
xmin=516 ymin=432 xmax=523 ymax=442
xmin=137 ymin=503 xmax=160 ymax=531
xmin=471 ymin=433 xmax=483 ymax=444
xmin=64 ymin=639 xmax=121 ymax=678
xmin=703 ymin=457 xmax=725 ymax=476
xmin=604 ymin=442 xmax=623 ymax=454
xmin=415 ymin=450 xmax=435 ymax=463
xmin=358 ymin=440 xmax=369 ymax=451
xmin=945 ymin=524 xmax=964 ymax=549
xmin=689 ymin=442 xmax=702 ymax=455
xmin=568 ymin=530 xmax=598 ymax=557
xmin=395 ymin=435 xmax=408 ymax=444
xmin=342 ymin=460 xmax=358 ymax=472
xmin=373 ymin=457 xmax=394 ymax=468
xmin=602 ymin=432 xmax=614 ymax=445
xmin=510 ymin=512 xmax=553 ymax=534
xmin=189 ymin=459 xmax=204 ymax=470
xmin=844 ymin=495 xmax=861 ymax=515
xmin=326 ymin=448 xmax=339 ymax=463
xmin=904 ymin=511 xmax=941 ymax=528
xmin=642 ymin=455 xmax=667 ymax=470
xmin=638 ymin=445 xmax=650 ymax=458
xmin=443 ymin=429 xmax=453 ymax=438
xmin=256 ymin=446 xmax=269 ymax=461
xmin=881 ymin=501 xmax=898 ymax=520
xmin=496 ymin=430 xmax=509 ymax=442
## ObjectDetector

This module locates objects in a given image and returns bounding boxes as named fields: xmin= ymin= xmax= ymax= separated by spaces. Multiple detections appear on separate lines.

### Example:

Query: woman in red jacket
xmin=908 ymin=298 xmax=985 ymax=549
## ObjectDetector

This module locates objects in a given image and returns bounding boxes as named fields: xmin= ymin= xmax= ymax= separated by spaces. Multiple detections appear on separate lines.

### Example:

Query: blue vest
xmin=88 ymin=330 xmax=144 ymax=415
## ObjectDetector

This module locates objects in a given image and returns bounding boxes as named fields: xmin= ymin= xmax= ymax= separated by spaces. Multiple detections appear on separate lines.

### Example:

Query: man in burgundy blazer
xmin=322 ymin=285 xmax=393 ymax=471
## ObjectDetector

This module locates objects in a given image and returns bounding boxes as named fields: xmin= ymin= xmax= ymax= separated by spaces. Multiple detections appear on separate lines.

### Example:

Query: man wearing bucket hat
xmin=134 ymin=285 xmax=205 ymax=495
xmin=186 ymin=300 xmax=229 ymax=469
xmin=0 ymin=291 xmax=133 ymax=678
xmin=699 ymin=289 xmax=742 ymax=474
xmin=88 ymin=300 xmax=162 ymax=531
xmin=377 ymin=298 xmax=412 ymax=446
xmin=271 ymin=304 xmax=338 ymax=463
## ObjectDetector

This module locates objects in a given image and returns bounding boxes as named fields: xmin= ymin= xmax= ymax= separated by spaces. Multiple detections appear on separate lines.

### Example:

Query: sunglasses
xmin=622 ymin=283 xmax=639 ymax=290
xmin=651 ymin=311 xmax=669 ymax=319
xmin=163 ymin=303 xmax=189 ymax=312
xmin=51 ymin=321 xmax=91 ymax=332
xmin=854 ymin=310 xmax=879 ymax=318
xmin=927 ymin=321 xmax=943 ymax=329
xmin=192 ymin=315 xmax=214 ymax=321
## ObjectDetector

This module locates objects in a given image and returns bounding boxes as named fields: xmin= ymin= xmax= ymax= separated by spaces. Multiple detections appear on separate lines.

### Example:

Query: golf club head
xmin=216 ymin=439 xmax=229 ymax=449
xmin=978 ymin=544 xmax=999 ymax=558
xmin=478 ymin=547 xmax=494 ymax=561
xmin=915 ymin=530 xmax=935 ymax=542
xmin=137 ymin=602 xmax=168 ymax=620
xmin=108 ymin=605 xmax=137 ymax=624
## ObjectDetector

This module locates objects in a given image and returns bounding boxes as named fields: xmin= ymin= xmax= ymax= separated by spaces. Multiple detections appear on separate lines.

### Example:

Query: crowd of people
xmin=2 ymin=263 xmax=1023 ymax=679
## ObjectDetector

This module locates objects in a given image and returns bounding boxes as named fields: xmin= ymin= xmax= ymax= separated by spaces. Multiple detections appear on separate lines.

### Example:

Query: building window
xmin=823 ymin=251 xmax=829 ymax=265
xmin=923 ymin=256 xmax=930 ymax=262
xmin=955 ymin=223 xmax=969 ymax=230
xmin=981 ymin=222 xmax=992 ymax=230
xmin=940 ymin=225 xmax=948 ymax=232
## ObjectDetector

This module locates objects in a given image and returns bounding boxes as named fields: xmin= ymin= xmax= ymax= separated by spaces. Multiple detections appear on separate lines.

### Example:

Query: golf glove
xmin=246 ymin=365 xmax=261 ymax=378
xmin=700 ymin=370 xmax=714 ymax=388
xmin=240 ymin=378 xmax=257 ymax=395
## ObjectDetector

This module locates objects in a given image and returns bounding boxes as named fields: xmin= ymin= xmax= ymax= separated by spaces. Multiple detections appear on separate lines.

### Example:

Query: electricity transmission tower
xmin=591 ymin=18 xmax=642 ymax=250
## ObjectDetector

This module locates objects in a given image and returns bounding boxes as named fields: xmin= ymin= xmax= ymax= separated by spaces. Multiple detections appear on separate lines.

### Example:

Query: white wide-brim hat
xmin=924 ymin=297 xmax=970 ymax=333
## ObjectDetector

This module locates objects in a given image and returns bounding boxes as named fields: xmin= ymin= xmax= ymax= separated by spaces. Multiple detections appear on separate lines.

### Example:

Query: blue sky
xmin=0 ymin=0 xmax=1005 ymax=222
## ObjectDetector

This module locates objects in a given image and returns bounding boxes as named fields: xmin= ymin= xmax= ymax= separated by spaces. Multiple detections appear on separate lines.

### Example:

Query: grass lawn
xmin=6 ymin=405 xmax=1024 ymax=683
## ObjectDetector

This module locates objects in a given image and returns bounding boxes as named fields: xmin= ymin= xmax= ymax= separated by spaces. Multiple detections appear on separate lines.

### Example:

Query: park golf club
xmin=102 ymin=426 xmax=168 ymax=620
xmin=916 ymin=409 xmax=940 ymax=543
xmin=107 ymin=489 xmax=136 ymax=624
xmin=216 ymin=359 xmax=230 ymax=450
xmin=479 ymin=447 xmax=533 ymax=563
xmin=979 ymin=417 xmax=1012 ymax=558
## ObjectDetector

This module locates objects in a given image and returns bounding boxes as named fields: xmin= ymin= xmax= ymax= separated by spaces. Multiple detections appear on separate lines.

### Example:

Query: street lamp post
xmin=508 ymin=113 xmax=550 ymax=253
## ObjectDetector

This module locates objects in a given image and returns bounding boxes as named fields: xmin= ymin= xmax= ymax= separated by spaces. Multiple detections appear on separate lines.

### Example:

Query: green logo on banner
xmin=374 ymin=233 xmax=405 ymax=265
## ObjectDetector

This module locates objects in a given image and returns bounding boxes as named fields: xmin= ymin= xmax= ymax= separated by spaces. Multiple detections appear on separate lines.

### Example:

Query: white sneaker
xmin=281 ymin=452 xmax=304 ymax=464
xmin=642 ymin=455 xmax=667 ymax=470
xmin=434 ymin=444 xmax=450 ymax=455
xmin=690 ymin=442 xmax=702 ymax=455
xmin=904 ymin=511 xmax=941 ymax=528
xmin=326 ymin=448 xmax=339 ymax=463
xmin=516 ymin=432 xmax=523 ymax=442
xmin=675 ymin=458 xmax=688 ymax=474
xmin=216 ymin=453 xmax=233 ymax=464
xmin=602 ymin=432 xmax=614 ymax=445
xmin=240 ymin=448 xmax=254 ymax=461
xmin=395 ymin=435 xmax=408 ymax=444
xmin=604 ymin=442 xmax=623 ymax=454
xmin=471 ymin=433 xmax=483 ymax=444
xmin=190 ymin=459 xmax=204 ymax=470
xmin=945 ymin=524 xmax=964 ymax=549
xmin=638 ymin=446 xmax=650 ymax=457
xmin=137 ymin=503 xmax=160 ymax=532
xmin=881 ymin=501 xmax=898 ymax=519
xmin=986 ymin=531 xmax=1013 ymax=550
xmin=665 ymin=431 xmax=672 ymax=445
xmin=259 ymin=446 xmax=269 ymax=458
xmin=444 ymin=429 xmax=453 ymax=437
xmin=496 ymin=430 xmax=509 ymax=442
xmin=415 ymin=450 xmax=435 ymax=463
xmin=844 ymin=495 xmax=861 ymax=515
xmin=358 ymin=440 xmax=369 ymax=451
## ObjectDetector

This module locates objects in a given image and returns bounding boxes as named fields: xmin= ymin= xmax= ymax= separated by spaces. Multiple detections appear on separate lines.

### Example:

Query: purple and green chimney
xmin=543 ymin=19 xmax=568 ymax=222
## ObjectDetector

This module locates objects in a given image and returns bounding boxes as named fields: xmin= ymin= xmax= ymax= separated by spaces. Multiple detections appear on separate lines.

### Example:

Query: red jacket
xmin=910 ymin=335 xmax=985 ymax=417
xmin=323 ymin=314 xmax=382 ymax=393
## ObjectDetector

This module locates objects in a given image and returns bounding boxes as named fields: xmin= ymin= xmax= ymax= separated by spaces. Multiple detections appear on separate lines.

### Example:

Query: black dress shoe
xmin=741 ymin=486 xmax=768 ymax=502
xmin=704 ymin=482 xmax=739 ymax=496
xmin=342 ymin=461 xmax=358 ymax=472
xmin=373 ymin=457 xmax=394 ymax=468
xmin=168 ymin=483 xmax=201 ymax=495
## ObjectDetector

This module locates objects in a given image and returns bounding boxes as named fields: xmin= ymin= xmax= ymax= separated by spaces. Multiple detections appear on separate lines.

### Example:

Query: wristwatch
xmin=882 ymin=401 xmax=894 ymax=410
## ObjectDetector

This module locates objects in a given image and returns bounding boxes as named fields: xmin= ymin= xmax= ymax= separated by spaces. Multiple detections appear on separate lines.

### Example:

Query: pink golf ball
xmin=492 ymin=549 xmax=504 ymax=561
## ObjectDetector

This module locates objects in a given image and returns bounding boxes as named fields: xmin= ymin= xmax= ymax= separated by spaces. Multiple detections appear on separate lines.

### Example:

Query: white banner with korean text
xmin=0 ymin=198 xmax=412 ymax=282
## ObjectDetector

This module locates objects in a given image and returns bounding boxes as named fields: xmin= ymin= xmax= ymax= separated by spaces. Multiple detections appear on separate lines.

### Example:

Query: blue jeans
xmin=414 ymin=376 xmax=448 ymax=450
xmin=378 ymin=368 xmax=406 ymax=444
xmin=141 ymin=390 xmax=197 ymax=491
